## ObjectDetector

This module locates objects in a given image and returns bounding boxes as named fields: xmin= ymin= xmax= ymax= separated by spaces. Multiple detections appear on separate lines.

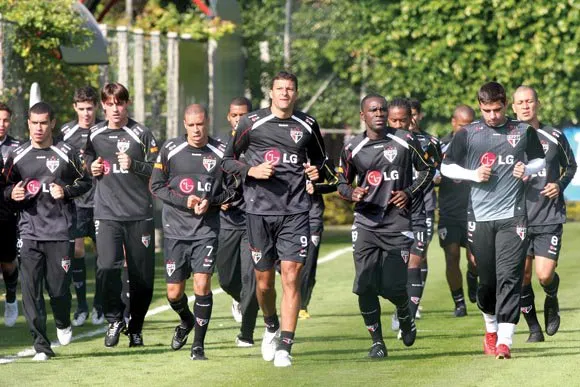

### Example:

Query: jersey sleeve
xmin=84 ymin=133 xmax=97 ymax=176
xmin=406 ymin=135 xmax=435 ymax=197
xmin=131 ymin=130 xmax=158 ymax=177
xmin=556 ymin=132 xmax=577 ymax=190
xmin=63 ymin=151 xmax=92 ymax=199
xmin=222 ymin=116 xmax=252 ymax=179
xmin=210 ymin=170 xmax=238 ymax=206
xmin=442 ymin=128 xmax=468 ymax=167
xmin=337 ymin=146 xmax=356 ymax=201
xmin=306 ymin=119 xmax=328 ymax=172
xmin=2 ymin=153 xmax=22 ymax=203
xmin=313 ymin=162 xmax=339 ymax=194
xmin=149 ymin=144 xmax=189 ymax=209
xmin=525 ymin=127 xmax=545 ymax=161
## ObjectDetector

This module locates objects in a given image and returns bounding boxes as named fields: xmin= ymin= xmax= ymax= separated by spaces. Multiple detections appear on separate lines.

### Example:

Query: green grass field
xmin=1 ymin=224 xmax=580 ymax=386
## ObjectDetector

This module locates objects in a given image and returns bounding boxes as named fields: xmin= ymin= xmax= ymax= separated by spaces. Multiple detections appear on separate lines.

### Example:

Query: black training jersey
xmin=0 ymin=135 xmax=21 ymax=221
xmin=150 ymin=135 xmax=235 ymax=240
xmin=60 ymin=119 xmax=102 ymax=208
xmin=526 ymin=125 xmax=577 ymax=226
xmin=309 ymin=163 xmax=339 ymax=227
xmin=222 ymin=108 xmax=327 ymax=216
xmin=337 ymin=128 xmax=435 ymax=232
xmin=84 ymin=118 xmax=158 ymax=221
xmin=3 ymin=140 xmax=91 ymax=240
xmin=219 ymin=172 xmax=246 ymax=230
xmin=438 ymin=132 xmax=470 ymax=223
xmin=413 ymin=130 xmax=441 ymax=212
xmin=443 ymin=118 xmax=544 ymax=222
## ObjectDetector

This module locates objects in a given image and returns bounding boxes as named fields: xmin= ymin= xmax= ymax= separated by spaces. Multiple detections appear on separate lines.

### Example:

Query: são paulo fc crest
xmin=438 ymin=227 xmax=447 ymax=241
xmin=290 ymin=127 xmax=303 ymax=143
xmin=117 ymin=138 xmax=130 ymax=153
xmin=507 ymin=134 xmax=520 ymax=148
xmin=251 ymin=248 xmax=262 ymax=264
xmin=203 ymin=155 xmax=217 ymax=172
xmin=311 ymin=235 xmax=321 ymax=247
xmin=541 ymin=140 xmax=549 ymax=154
xmin=61 ymin=257 xmax=71 ymax=273
xmin=196 ymin=317 xmax=209 ymax=327
xmin=401 ymin=250 xmax=409 ymax=264
xmin=410 ymin=296 xmax=420 ymax=305
xmin=179 ymin=178 xmax=195 ymax=194
xmin=166 ymin=260 xmax=176 ymax=277
xmin=46 ymin=156 xmax=59 ymax=173
xmin=521 ymin=305 xmax=533 ymax=314
xmin=383 ymin=146 xmax=397 ymax=162
xmin=141 ymin=233 xmax=151 ymax=248
xmin=516 ymin=225 xmax=527 ymax=241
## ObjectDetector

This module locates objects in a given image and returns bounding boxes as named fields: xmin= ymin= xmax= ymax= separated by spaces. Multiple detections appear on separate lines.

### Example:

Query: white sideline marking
xmin=0 ymin=245 xmax=352 ymax=364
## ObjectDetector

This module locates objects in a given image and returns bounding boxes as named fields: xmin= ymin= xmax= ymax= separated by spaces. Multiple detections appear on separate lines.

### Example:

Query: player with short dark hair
xmin=439 ymin=104 xmax=478 ymax=317
xmin=222 ymin=70 xmax=327 ymax=367
xmin=84 ymin=82 xmax=159 ymax=348
xmin=512 ymin=86 xmax=577 ymax=342
xmin=442 ymin=82 xmax=545 ymax=359
xmin=60 ymin=86 xmax=104 ymax=327
xmin=338 ymin=95 xmax=434 ymax=359
xmin=3 ymin=102 xmax=91 ymax=360
xmin=0 ymin=103 xmax=21 ymax=327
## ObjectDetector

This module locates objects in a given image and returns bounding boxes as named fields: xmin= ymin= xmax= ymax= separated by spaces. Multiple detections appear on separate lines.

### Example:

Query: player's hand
xmin=194 ymin=199 xmax=209 ymax=215
xmin=11 ymin=181 xmax=26 ymax=201
xmin=91 ymin=157 xmax=104 ymax=176
xmin=433 ymin=171 xmax=442 ymax=185
xmin=248 ymin=162 xmax=275 ymax=179
xmin=512 ymin=161 xmax=526 ymax=180
xmin=117 ymin=152 xmax=132 ymax=170
xmin=49 ymin=183 xmax=65 ymax=200
xmin=304 ymin=163 xmax=319 ymax=182
xmin=187 ymin=195 xmax=202 ymax=209
xmin=388 ymin=190 xmax=409 ymax=208
xmin=476 ymin=164 xmax=492 ymax=182
xmin=540 ymin=182 xmax=560 ymax=199
xmin=352 ymin=186 xmax=369 ymax=202
xmin=306 ymin=180 xmax=314 ymax=195
xmin=220 ymin=203 xmax=231 ymax=211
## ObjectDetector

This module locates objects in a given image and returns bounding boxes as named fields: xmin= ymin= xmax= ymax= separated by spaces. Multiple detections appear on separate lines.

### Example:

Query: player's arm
xmin=222 ymin=116 xmax=252 ymax=178
xmin=312 ymin=162 xmax=339 ymax=194
xmin=83 ymin=133 xmax=100 ymax=177
xmin=149 ymin=147 xmax=189 ymax=209
xmin=3 ymin=154 xmax=25 ymax=203
xmin=131 ymin=131 xmax=158 ymax=177
xmin=556 ymin=132 xmax=577 ymax=190
xmin=430 ymin=137 xmax=443 ymax=184
xmin=515 ymin=127 xmax=545 ymax=179
xmin=62 ymin=152 xmax=92 ymax=199
xmin=210 ymin=169 xmax=238 ymax=206
xmin=305 ymin=119 xmax=328 ymax=182
xmin=441 ymin=129 xmax=489 ymax=182
xmin=406 ymin=136 xmax=435 ymax=197
xmin=337 ymin=146 xmax=366 ymax=202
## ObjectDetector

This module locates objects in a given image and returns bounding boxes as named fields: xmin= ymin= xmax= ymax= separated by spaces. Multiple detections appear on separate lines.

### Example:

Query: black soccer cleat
xmin=367 ymin=341 xmax=387 ymax=359
xmin=399 ymin=318 xmax=417 ymax=347
xmin=454 ymin=304 xmax=467 ymax=317
xmin=190 ymin=346 xmax=208 ymax=360
xmin=171 ymin=324 xmax=193 ymax=350
xmin=544 ymin=296 xmax=560 ymax=336
xmin=104 ymin=320 xmax=126 ymax=347
xmin=526 ymin=330 xmax=545 ymax=343
xmin=129 ymin=332 xmax=144 ymax=347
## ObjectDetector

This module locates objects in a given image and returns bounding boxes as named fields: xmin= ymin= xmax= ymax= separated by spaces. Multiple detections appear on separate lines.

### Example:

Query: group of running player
xmin=0 ymin=70 xmax=575 ymax=365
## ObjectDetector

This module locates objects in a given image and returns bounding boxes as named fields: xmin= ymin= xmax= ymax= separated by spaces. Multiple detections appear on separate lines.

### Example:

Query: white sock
xmin=497 ymin=323 xmax=516 ymax=347
xmin=482 ymin=312 xmax=497 ymax=333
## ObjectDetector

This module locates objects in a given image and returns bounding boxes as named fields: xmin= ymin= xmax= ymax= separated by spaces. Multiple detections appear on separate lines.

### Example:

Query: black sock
xmin=264 ymin=313 xmax=280 ymax=333
xmin=451 ymin=288 xmax=466 ymax=308
xmin=358 ymin=292 xmax=383 ymax=343
xmin=542 ymin=272 xmax=560 ymax=298
xmin=420 ymin=261 xmax=428 ymax=287
xmin=407 ymin=268 xmax=423 ymax=318
xmin=193 ymin=293 xmax=213 ymax=348
xmin=520 ymin=284 xmax=541 ymax=332
xmin=71 ymin=257 xmax=88 ymax=310
xmin=169 ymin=294 xmax=194 ymax=327
xmin=4 ymin=267 xmax=18 ymax=303
xmin=278 ymin=331 xmax=295 ymax=353
xmin=395 ymin=298 xmax=413 ymax=328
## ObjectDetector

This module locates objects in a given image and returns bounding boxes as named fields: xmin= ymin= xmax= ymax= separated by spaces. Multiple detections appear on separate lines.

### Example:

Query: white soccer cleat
xmin=32 ymin=352 xmax=50 ymax=361
xmin=91 ymin=308 xmax=105 ymax=325
xmin=4 ymin=300 xmax=18 ymax=327
xmin=415 ymin=308 xmax=422 ymax=320
xmin=261 ymin=328 xmax=279 ymax=361
xmin=57 ymin=326 xmax=73 ymax=346
xmin=391 ymin=311 xmax=400 ymax=331
xmin=231 ymin=300 xmax=242 ymax=323
xmin=273 ymin=349 xmax=292 ymax=367
xmin=72 ymin=311 xmax=88 ymax=327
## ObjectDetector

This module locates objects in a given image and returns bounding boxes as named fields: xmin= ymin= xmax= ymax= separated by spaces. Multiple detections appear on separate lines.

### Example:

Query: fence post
xmin=98 ymin=24 xmax=109 ymax=86
xmin=207 ymin=38 xmax=217 ymax=135
xmin=259 ymin=41 xmax=270 ymax=108
xmin=117 ymin=26 xmax=129 ymax=87
xmin=0 ymin=14 xmax=4 ymax=95
xmin=166 ymin=32 xmax=179 ymax=139
xmin=133 ymin=28 xmax=145 ymax=123
xmin=149 ymin=31 xmax=162 ymax=139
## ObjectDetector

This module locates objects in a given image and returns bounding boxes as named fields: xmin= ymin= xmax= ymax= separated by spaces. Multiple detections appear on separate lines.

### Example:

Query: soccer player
xmin=3 ymin=102 xmax=91 ymax=360
xmin=439 ymin=105 xmax=478 ymax=317
xmin=338 ymin=95 xmax=434 ymax=359
xmin=441 ymin=82 xmax=545 ymax=359
xmin=512 ymin=86 xmax=577 ymax=342
xmin=151 ymin=104 xmax=234 ymax=360
xmin=84 ymin=82 xmax=158 ymax=348
xmin=0 ymin=103 xmax=21 ymax=327
xmin=60 ymin=86 xmax=104 ymax=326
xmin=222 ymin=71 xmax=327 ymax=367
xmin=215 ymin=97 xmax=261 ymax=347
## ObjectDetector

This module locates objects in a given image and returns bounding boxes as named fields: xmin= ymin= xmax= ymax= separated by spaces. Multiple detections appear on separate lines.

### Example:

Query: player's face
xmin=102 ymin=97 xmax=129 ymax=128
xmin=74 ymin=101 xmax=97 ymax=129
xmin=479 ymin=101 xmax=506 ymax=127
xmin=184 ymin=112 xmax=208 ymax=147
xmin=512 ymin=89 xmax=539 ymax=123
xmin=28 ymin=112 xmax=55 ymax=146
xmin=0 ymin=110 xmax=11 ymax=139
xmin=410 ymin=108 xmax=422 ymax=131
xmin=387 ymin=107 xmax=411 ymax=131
xmin=227 ymin=104 xmax=249 ymax=129
xmin=451 ymin=113 xmax=474 ymax=133
xmin=270 ymin=79 xmax=297 ymax=113
xmin=361 ymin=98 xmax=387 ymax=133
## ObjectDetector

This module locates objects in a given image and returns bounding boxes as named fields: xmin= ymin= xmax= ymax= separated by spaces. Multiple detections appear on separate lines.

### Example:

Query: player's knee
xmin=166 ymin=285 xmax=184 ymax=301
xmin=536 ymin=271 xmax=554 ymax=287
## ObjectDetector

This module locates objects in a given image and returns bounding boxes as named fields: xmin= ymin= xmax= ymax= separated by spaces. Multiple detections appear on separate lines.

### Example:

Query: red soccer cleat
xmin=495 ymin=344 xmax=511 ymax=359
xmin=483 ymin=332 xmax=497 ymax=355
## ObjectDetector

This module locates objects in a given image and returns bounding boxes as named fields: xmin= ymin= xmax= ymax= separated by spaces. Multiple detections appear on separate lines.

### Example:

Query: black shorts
xmin=527 ymin=224 xmax=563 ymax=261
xmin=410 ymin=230 xmax=427 ymax=257
xmin=438 ymin=222 xmax=468 ymax=248
xmin=164 ymin=237 xmax=217 ymax=283
xmin=73 ymin=207 xmax=96 ymax=240
xmin=0 ymin=219 xmax=18 ymax=263
xmin=246 ymin=212 xmax=310 ymax=271
xmin=351 ymin=227 xmax=413 ymax=298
